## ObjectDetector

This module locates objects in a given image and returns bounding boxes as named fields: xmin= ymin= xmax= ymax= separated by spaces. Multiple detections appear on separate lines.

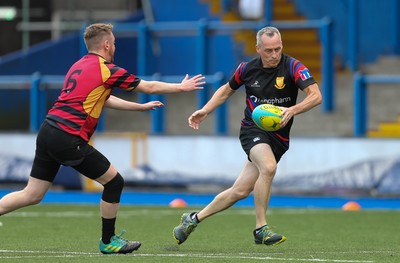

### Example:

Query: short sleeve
xmin=105 ymin=63 xmax=141 ymax=91
xmin=228 ymin=62 xmax=247 ymax=90
xmin=290 ymin=59 xmax=316 ymax=90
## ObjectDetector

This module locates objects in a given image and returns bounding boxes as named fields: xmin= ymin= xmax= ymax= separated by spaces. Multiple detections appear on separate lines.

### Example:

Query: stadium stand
xmin=0 ymin=0 xmax=399 ymax=137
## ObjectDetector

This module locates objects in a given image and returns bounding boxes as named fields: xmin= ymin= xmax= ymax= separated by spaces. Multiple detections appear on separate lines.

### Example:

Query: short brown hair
xmin=83 ymin=23 xmax=113 ymax=51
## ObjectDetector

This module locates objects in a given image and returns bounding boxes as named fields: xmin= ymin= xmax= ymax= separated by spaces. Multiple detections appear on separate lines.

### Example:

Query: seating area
xmin=0 ymin=0 xmax=399 ymax=137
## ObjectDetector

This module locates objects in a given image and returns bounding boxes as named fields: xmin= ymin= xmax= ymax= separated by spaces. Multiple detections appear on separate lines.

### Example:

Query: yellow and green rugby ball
xmin=252 ymin=104 xmax=282 ymax=132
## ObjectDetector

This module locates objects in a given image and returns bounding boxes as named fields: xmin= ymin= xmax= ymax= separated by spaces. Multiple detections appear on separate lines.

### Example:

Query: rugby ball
xmin=252 ymin=104 xmax=282 ymax=131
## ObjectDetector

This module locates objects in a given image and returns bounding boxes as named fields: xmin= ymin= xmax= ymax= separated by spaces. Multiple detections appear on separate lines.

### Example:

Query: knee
xmin=102 ymin=173 xmax=124 ymax=203
xmin=230 ymin=187 xmax=252 ymax=200
xmin=259 ymin=162 xmax=277 ymax=179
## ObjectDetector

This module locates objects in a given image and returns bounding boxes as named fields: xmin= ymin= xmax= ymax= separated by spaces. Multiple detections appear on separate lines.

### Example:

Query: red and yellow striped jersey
xmin=46 ymin=53 xmax=141 ymax=141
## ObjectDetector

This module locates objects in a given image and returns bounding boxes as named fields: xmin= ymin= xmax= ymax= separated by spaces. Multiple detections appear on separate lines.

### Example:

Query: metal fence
xmin=0 ymin=73 xmax=225 ymax=134
xmin=353 ymin=73 xmax=400 ymax=136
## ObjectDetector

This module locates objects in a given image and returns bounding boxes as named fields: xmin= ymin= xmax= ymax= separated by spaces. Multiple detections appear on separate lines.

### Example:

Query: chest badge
xmin=275 ymin=77 xmax=286 ymax=89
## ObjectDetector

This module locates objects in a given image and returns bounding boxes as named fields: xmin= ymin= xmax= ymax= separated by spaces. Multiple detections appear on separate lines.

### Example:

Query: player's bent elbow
xmin=315 ymin=93 xmax=323 ymax=105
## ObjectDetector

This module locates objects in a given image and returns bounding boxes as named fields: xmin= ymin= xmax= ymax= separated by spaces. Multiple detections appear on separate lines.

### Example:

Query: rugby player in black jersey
xmin=174 ymin=26 xmax=322 ymax=246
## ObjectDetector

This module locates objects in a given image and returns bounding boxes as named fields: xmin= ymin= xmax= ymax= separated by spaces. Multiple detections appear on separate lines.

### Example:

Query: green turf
xmin=0 ymin=204 xmax=399 ymax=262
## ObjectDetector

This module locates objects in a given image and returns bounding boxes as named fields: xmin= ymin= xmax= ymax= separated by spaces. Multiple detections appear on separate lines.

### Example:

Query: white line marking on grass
xmin=134 ymin=253 xmax=375 ymax=262
xmin=0 ymin=250 xmax=97 ymax=254
xmin=4 ymin=208 xmax=370 ymax=219
xmin=0 ymin=250 xmax=101 ymax=259
xmin=0 ymin=250 xmax=375 ymax=262
xmin=5 ymin=209 xmax=186 ymax=218
xmin=5 ymin=211 xmax=97 ymax=218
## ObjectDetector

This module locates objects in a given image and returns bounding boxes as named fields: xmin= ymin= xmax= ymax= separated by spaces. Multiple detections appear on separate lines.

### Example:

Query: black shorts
xmin=30 ymin=120 xmax=110 ymax=182
xmin=239 ymin=125 xmax=289 ymax=163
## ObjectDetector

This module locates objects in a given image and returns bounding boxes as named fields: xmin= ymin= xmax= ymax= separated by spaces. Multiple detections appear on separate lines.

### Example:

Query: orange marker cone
xmin=169 ymin=198 xmax=187 ymax=208
xmin=342 ymin=201 xmax=361 ymax=211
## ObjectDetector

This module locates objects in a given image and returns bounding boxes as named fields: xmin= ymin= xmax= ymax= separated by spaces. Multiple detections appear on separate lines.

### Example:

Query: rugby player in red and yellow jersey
xmin=0 ymin=23 xmax=205 ymax=254
xmin=173 ymin=26 xmax=322 ymax=246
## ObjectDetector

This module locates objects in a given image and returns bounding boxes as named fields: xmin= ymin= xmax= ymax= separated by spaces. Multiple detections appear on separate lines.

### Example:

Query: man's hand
xmin=279 ymin=106 xmax=295 ymax=128
xmin=141 ymin=101 xmax=164 ymax=111
xmin=188 ymin=109 xmax=208 ymax=129
xmin=180 ymin=74 xmax=206 ymax=92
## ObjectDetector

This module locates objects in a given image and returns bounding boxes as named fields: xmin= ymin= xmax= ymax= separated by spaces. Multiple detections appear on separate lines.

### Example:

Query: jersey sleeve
xmin=104 ymin=62 xmax=141 ymax=91
xmin=228 ymin=62 xmax=247 ymax=90
xmin=289 ymin=58 xmax=316 ymax=90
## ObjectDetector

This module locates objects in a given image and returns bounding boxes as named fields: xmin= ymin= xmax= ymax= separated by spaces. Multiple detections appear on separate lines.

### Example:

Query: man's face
xmin=256 ymin=33 xmax=283 ymax=68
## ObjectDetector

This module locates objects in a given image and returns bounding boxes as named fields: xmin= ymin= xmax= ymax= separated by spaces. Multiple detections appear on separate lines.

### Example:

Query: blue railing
xmin=79 ymin=19 xmax=335 ymax=112
xmin=353 ymin=73 xmax=400 ymax=136
xmin=1 ymin=72 xmax=224 ymax=134
xmin=1 ymin=19 xmax=334 ymax=135
xmin=291 ymin=0 xmax=400 ymax=71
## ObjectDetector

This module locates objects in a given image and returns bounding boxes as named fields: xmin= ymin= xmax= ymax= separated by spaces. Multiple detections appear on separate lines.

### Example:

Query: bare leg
xmin=95 ymin=164 xmax=141 ymax=253
xmin=197 ymin=160 xmax=259 ymax=221
xmin=95 ymin=164 xmax=120 ymax=219
xmin=249 ymin=143 xmax=277 ymax=229
xmin=0 ymin=177 xmax=52 ymax=215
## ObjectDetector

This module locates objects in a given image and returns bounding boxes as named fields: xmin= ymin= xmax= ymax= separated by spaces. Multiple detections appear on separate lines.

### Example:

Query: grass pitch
xmin=0 ymin=204 xmax=399 ymax=262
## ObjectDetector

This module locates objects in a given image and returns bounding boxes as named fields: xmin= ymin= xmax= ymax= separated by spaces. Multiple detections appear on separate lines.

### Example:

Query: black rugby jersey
xmin=228 ymin=53 xmax=316 ymax=142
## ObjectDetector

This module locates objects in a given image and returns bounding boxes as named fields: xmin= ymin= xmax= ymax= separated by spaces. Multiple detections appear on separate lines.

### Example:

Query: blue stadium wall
xmin=0 ymin=11 xmax=144 ymax=75
xmin=1 ymin=0 xmax=399 ymax=75
xmin=0 ymin=0 xmax=400 ymax=130
xmin=140 ymin=0 xmax=239 ymax=77
xmin=291 ymin=0 xmax=400 ymax=66
xmin=0 ymin=12 xmax=144 ymax=130
xmin=0 ymin=0 xmax=237 ymax=76
xmin=0 ymin=0 xmax=239 ymax=130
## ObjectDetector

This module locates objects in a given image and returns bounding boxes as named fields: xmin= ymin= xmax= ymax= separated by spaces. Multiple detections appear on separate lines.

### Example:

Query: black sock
xmin=255 ymin=225 xmax=267 ymax=234
xmin=102 ymin=217 xmax=116 ymax=244
xmin=191 ymin=212 xmax=200 ymax=224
